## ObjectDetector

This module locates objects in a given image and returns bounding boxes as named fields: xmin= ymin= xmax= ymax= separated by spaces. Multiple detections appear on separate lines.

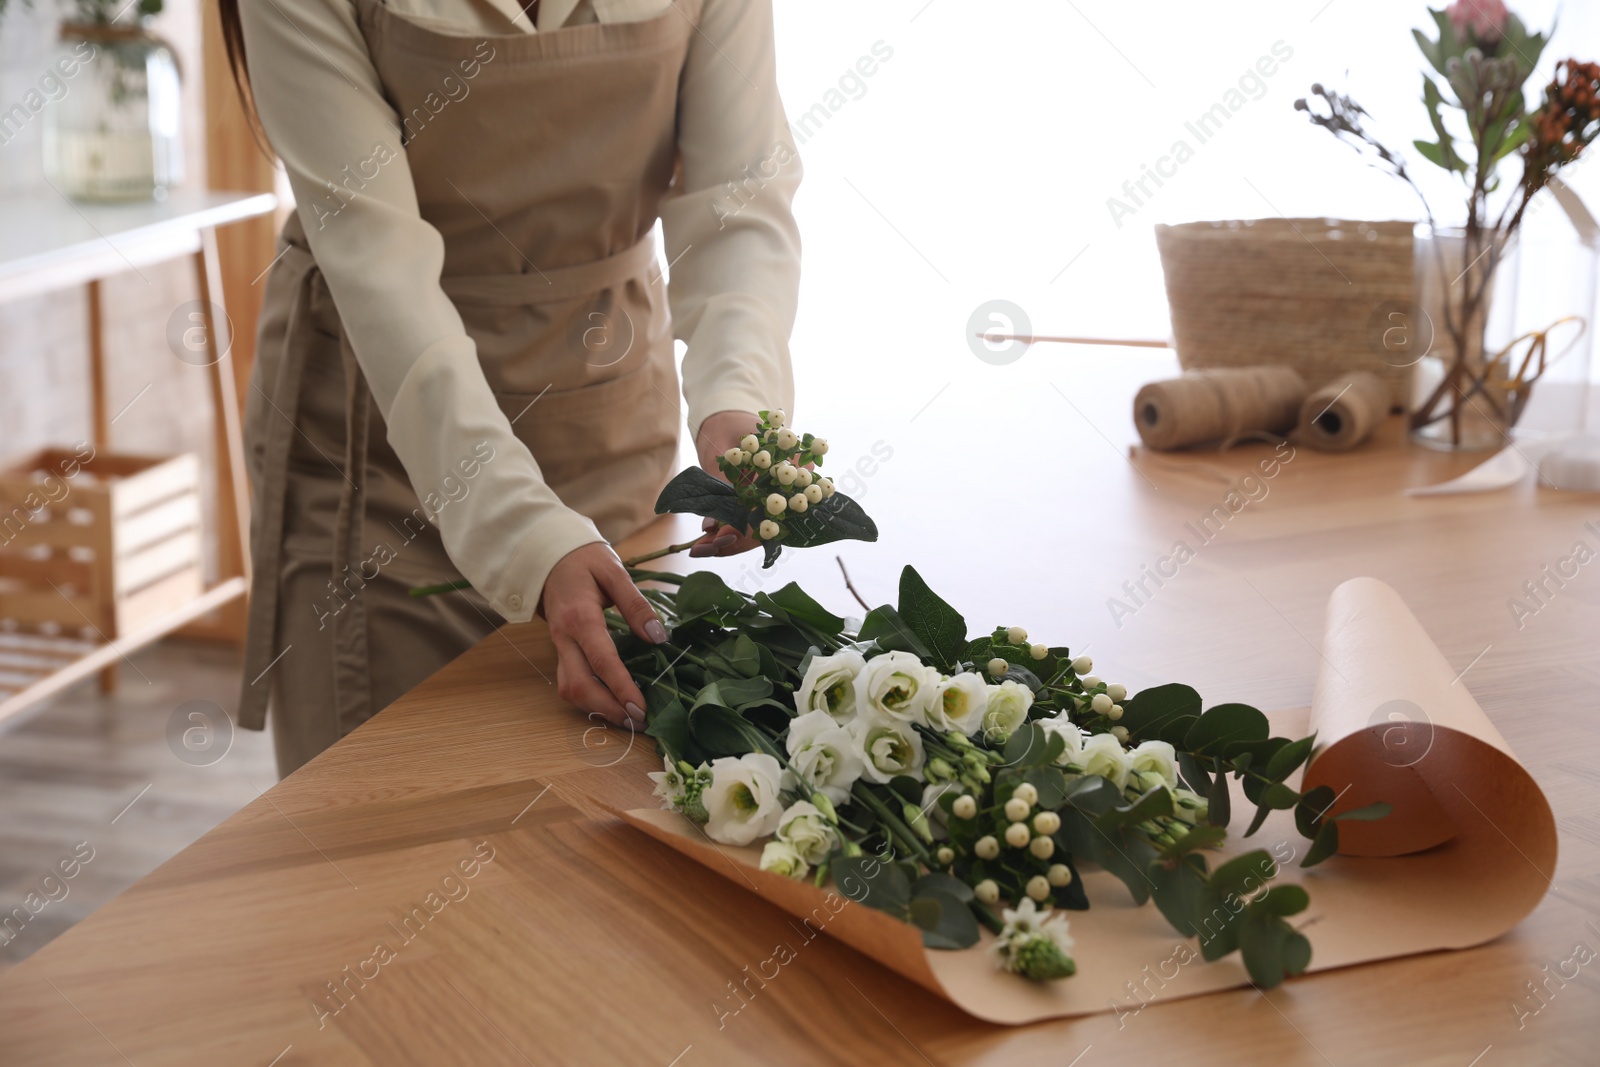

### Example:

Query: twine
xmin=1133 ymin=367 xmax=1308 ymax=451
xmin=1297 ymin=371 xmax=1392 ymax=452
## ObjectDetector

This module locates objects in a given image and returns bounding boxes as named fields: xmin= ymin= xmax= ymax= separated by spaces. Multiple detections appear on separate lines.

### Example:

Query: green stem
xmin=851 ymin=782 xmax=931 ymax=864
xmin=970 ymin=900 xmax=1005 ymax=934
xmin=627 ymin=569 xmax=689 ymax=586
xmin=621 ymin=539 xmax=702 ymax=567
xmin=409 ymin=578 xmax=472 ymax=598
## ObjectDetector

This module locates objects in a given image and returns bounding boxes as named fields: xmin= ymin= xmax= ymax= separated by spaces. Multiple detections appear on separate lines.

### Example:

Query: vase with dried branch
xmin=1298 ymin=1 xmax=1600 ymax=450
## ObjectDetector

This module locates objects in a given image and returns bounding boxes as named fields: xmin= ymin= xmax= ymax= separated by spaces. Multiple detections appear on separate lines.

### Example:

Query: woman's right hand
xmin=539 ymin=542 xmax=667 ymax=728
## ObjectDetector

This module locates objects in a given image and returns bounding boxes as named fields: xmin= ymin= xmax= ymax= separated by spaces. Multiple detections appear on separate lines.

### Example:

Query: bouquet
xmin=617 ymin=413 xmax=1389 ymax=988
xmin=1296 ymin=1 xmax=1599 ymax=445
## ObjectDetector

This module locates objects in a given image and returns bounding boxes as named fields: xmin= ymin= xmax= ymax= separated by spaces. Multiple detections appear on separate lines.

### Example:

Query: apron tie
xmin=330 ymin=333 xmax=375 ymax=733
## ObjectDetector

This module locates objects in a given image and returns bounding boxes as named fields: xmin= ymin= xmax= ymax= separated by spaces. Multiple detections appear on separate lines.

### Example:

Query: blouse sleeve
xmin=659 ymin=0 xmax=802 ymax=439
xmin=238 ymin=0 xmax=607 ymax=622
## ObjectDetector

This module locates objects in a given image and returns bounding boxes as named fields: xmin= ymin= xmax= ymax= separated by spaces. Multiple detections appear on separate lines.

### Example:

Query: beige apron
xmin=239 ymin=0 xmax=697 ymax=776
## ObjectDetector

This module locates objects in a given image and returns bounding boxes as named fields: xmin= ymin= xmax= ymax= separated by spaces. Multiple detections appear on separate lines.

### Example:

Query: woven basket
xmin=1155 ymin=218 xmax=1416 ymax=409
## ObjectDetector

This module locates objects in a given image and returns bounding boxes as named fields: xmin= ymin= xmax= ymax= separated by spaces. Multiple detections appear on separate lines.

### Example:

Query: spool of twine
xmin=1297 ymin=371 xmax=1391 ymax=452
xmin=1133 ymin=367 xmax=1308 ymax=451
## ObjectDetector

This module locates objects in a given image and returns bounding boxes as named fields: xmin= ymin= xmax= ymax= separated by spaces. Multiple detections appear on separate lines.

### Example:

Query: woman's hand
xmin=540 ymin=542 xmax=666 ymax=728
xmin=692 ymin=409 xmax=763 ymax=558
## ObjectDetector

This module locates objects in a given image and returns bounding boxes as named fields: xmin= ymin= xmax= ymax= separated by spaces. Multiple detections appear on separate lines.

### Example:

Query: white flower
xmin=777 ymin=800 xmax=838 ymax=865
xmin=1038 ymin=715 xmax=1086 ymax=767
xmin=926 ymin=672 xmax=988 ymax=734
xmin=921 ymin=782 xmax=954 ymax=838
xmin=776 ymin=428 xmax=799 ymax=451
xmin=803 ymin=483 xmax=824 ymax=503
xmin=993 ymin=899 xmax=1076 ymax=978
xmin=784 ymin=709 xmax=864 ymax=804
xmin=775 ymin=461 xmax=798 ymax=485
xmin=794 ymin=649 xmax=866 ymax=722
xmin=796 ymin=468 xmax=814 ymax=488
xmin=759 ymin=840 xmax=808 ymax=879
xmin=789 ymin=493 xmax=808 ymax=513
xmin=722 ymin=448 xmax=743 ymax=466
xmin=740 ymin=434 xmax=760 ymax=452
xmin=1128 ymin=740 xmax=1179 ymax=791
xmin=818 ymin=476 xmax=835 ymax=497
xmin=851 ymin=711 xmax=926 ymax=783
xmin=752 ymin=451 xmax=773 ymax=469
xmin=1006 ymin=625 xmax=1029 ymax=645
xmin=647 ymin=755 xmax=685 ymax=809
xmin=766 ymin=493 xmax=787 ymax=515
xmin=702 ymin=753 xmax=785 ymax=846
xmin=857 ymin=650 xmax=938 ymax=725
xmin=981 ymin=680 xmax=1033 ymax=742
xmin=759 ymin=519 xmax=780 ymax=539
xmin=1079 ymin=732 xmax=1132 ymax=789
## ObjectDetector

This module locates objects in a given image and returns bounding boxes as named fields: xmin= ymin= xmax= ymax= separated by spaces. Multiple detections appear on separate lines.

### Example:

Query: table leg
xmin=86 ymin=279 xmax=117 ymax=694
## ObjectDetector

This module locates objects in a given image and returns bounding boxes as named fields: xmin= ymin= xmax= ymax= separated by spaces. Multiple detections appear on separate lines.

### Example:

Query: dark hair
xmin=217 ymin=0 xmax=273 ymax=151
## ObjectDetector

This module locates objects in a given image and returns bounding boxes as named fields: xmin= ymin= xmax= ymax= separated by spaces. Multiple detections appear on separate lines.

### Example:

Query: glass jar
xmin=42 ymin=21 xmax=183 ymax=202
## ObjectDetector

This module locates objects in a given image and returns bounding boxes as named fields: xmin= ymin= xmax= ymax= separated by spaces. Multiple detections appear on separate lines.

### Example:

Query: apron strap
xmin=330 ymin=333 xmax=375 ymax=733
xmin=237 ymin=249 xmax=316 ymax=731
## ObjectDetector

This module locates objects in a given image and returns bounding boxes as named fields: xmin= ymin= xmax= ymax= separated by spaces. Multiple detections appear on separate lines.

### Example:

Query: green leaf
xmin=1301 ymin=819 xmax=1340 ymax=868
xmin=1413 ymin=27 xmax=1445 ymax=77
xmin=782 ymin=490 xmax=879 ymax=549
xmin=833 ymin=854 xmax=911 ymax=914
xmin=1255 ymin=884 xmax=1310 ymax=917
xmin=1064 ymin=776 xmax=1121 ymax=817
xmin=1184 ymin=703 xmax=1270 ymax=755
xmin=1210 ymin=849 xmax=1275 ymax=901
xmin=763 ymin=582 xmax=846 ymax=636
xmin=672 ymin=571 xmax=746 ymax=620
xmin=1001 ymin=723 xmax=1051 ymax=769
xmin=910 ymin=890 xmax=981 ymax=950
xmin=857 ymin=605 xmax=933 ymax=659
xmin=1295 ymin=785 xmax=1337 ymax=838
xmin=1022 ymin=766 xmax=1068 ymax=810
xmin=1238 ymin=912 xmax=1290 ymax=987
xmin=1149 ymin=854 xmax=1208 ymax=937
xmin=1207 ymin=766 xmax=1232 ymax=827
xmin=1178 ymin=751 xmax=1213 ymax=795
xmin=1119 ymin=683 xmax=1202 ymax=741
xmin=896 ymin=566 xmax=967 ymax=670
xmin=1160 ymin=824 xmax=1227 ymax=857
xmin=653 ymin=466 xmax=750 ymax=531
xmin=644 ymin=697 xmax=696 ymax=764
xmin=1264 ymin=735 xmax=1316 ymax=782
xmin=1283 ymin=931 xmax=1313 ymax=977
xmin=913 ymin=871 xmax=974 ymax=903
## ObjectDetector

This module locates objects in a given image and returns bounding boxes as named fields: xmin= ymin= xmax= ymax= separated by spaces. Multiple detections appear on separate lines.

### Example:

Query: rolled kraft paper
xmin=618 ymin=578 xmax=1557 ymax=1025
xmin=1297 ymin=370 xmax=1391 ymax=452
xmin=1133 ymin=366 xmax=1307 ymax=451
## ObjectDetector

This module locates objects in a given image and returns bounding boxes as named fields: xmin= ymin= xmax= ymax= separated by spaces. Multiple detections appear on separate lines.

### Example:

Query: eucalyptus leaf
xmin=1185 ymin=703 xmax=1270 ymax=754
xmin=1118 ymin=683 xmax=1202 ymax=741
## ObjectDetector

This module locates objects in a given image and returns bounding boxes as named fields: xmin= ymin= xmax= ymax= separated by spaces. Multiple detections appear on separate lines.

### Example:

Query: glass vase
xmin=42 ymin=21 xmax=184 ymax=202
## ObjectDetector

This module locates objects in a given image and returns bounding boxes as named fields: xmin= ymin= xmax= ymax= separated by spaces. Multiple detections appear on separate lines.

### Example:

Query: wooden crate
xmin=0 ymin=448 xmax=204 ymax=649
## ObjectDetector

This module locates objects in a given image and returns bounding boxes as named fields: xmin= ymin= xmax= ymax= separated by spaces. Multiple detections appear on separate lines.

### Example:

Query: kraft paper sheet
xmin=620 ymin=577 xmax=1556 ymax=1025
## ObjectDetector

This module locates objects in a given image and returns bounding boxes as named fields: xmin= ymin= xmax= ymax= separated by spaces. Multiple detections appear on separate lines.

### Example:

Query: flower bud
xmin=752 ymin=451 xmax=773 ymax=469
xmin=803 ymin=483 xmax=823 ymax=503
xmin=927 ymin=757 xmax=957 ymax=783
xmin=1029 ymin=836 xmax=1055 ymax=860
xmin=810 ymin=793 xmax=838 ymax=823
xmin=765 ymin=493 xmax=787 ymax=515
xmin=975 ymin=835 xmax=1000 ymax=860
xmin=1004 ymin=797 xmax=1030 ymax=822
xmin=759 ymin=519 xmax=780 ymax=540
xmin=1006 ymin=625 xmax=1028 ymax=645
xmin=1032 ymin=811 xmax=1060 ymax=835
xmin=1070 ymin=655 xmax=1093 ymax=673
xmin=1004 ymin=823 xmax=1031 ymax=848
xmin=952 ymin=794 xmax=978 ymax=819
xmin=1091 ymin=693 xmax=1113 ymax=714
xmin=974 ymin=879 xmax=1000 ymax=904
xmin=723 ymin=448 xmax=743 ymax=465
xmin=1029 ymin=643 xmax=1048 ymax=660
xmin=789 ymin=493 xmax=808 ymax=513
xmin=1013 ymin=783 xmax=1038 ymax=806
xmin=902 ymin=802 xmax=934 ymax=844
xmin=1047 ymin=863 xmax=1074 ymax=886
xmin=987 ymin=657 xmax=1008 ymax=679
xmin=1107 ymin=683 xmax=1127 ymax=702
xmin=1026 ymin=875 xmax=1051 ymax=901
xmin=936 ymin=846 xmax=955 ymax=866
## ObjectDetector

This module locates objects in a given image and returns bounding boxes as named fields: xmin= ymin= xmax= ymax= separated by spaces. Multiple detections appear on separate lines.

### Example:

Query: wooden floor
xmin=0 ymin=639 xmax=272 ymax=969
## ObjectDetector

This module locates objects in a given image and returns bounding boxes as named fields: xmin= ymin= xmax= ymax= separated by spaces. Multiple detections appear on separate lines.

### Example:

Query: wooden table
xmin=0 ymin=190 xmax=277 ymax=725
xmin=2 ymin=379 xmax=1596 ymax=1066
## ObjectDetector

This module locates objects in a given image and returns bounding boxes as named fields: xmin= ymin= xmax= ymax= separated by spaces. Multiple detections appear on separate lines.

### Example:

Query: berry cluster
xmin=718 ymin=409 xmax=835 ymax=541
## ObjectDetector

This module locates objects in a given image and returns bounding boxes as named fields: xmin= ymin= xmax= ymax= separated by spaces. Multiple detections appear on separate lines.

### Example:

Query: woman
xmin=222 ymin=0 xmax=801 ymax=775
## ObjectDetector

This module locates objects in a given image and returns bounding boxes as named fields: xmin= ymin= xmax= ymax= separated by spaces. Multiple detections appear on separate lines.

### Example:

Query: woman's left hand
xmin=692 ymin=409 xmax=762 ymax=558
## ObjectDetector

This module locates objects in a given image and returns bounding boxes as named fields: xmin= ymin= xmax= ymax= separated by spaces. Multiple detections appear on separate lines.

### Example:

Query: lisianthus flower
xmin=784 ymin=709 xmax=864 ymax=804
xmin=703 ymin=753 xmax=785 ymax=845
xmin=1038 ymin=714 xmax=1087 ymax=767
xmin=926 ymin=671 xmax=989 ymax=734
xmin=857 ymin=650 xmax=938 ymax=726
xmin=921 ymin=782 xmax=956 ymax=838
xmin=981 ymin=679 xmax=1034 ymax=742
xmin=1079 ymin=732 xmax=1132 ymax=789
xmin=851 ymin=710 xmax=927 ymax=783
xmin=759 ymin=840 xmax=808 ymax=879
xmin=794 ymin=649 xmax=867 ymax=722
xmin=1128 ymin=739 xmax=1179 ymax=791
xmin=993 ymin=898 xmax=1077 ymax=981
xmin=776 ymin=800 xmax=838 ymax=865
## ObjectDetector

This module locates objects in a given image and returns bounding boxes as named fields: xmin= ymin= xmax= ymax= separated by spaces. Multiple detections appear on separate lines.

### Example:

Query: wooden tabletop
xmin=3 ymin=372 xmax=1598 ymax=1066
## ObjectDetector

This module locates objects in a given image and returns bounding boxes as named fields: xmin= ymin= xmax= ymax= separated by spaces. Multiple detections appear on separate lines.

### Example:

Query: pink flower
xmin=1446 ymin=0 xmax=1509 ymax=43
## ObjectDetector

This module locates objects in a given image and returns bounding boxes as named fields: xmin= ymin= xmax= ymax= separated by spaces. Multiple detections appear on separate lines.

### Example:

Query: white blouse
xmin=238 ymin=0 xmax=801 ymax=621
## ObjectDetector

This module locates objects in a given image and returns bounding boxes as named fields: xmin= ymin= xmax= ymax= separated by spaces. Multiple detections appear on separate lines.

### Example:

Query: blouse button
xmin=507 ymin=594 xmax=524 ymax=611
